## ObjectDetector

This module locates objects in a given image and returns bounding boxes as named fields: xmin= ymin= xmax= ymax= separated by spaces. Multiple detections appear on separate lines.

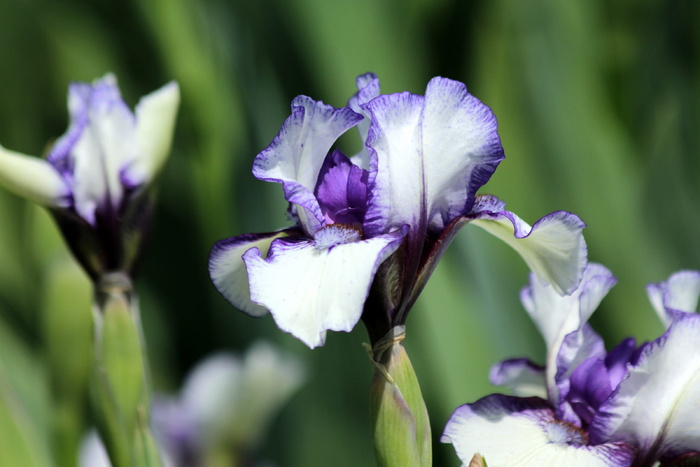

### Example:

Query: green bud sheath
xmin=92 ymin=272 xmax=162 ymax=467
xmin=369 ymin=326 xmax=431 ymax=467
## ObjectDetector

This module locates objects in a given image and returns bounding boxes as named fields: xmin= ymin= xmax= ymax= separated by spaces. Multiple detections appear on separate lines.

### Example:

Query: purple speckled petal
xmin=647 ymin=270 xmax=700 ymax=328
xmin=314 ymin=149 xmax=369 ymax=226
xmin=590 ymin=313 xmax=700 ymax=462
xmin=253 ymin=96 xmax=363 ymax=234
xmin=468 ymin=196 xmax=588 ymax=296
xmin=442 ymin=394 xmax=635 ymax=467
xmin=489 ymin=358 xmax=547 ymax=398
xmin=209 ymin=230 xmax=296 ymax=317
xmin=242 ymin=229 xmax=406 ymax=348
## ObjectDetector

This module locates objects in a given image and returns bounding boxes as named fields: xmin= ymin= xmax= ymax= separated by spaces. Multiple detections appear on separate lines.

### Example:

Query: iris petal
xmin=209 ymin=231 xmax=292 ymax=317
xmin=442 ymin=394 xmax=634 ymax=467
xmin=590 ymin=313 xmax=700 ymax=461
xmin=242 ymin=230 xmax=405 ymax=348
xmin=469 ymin=197 xmax=588 ymax=296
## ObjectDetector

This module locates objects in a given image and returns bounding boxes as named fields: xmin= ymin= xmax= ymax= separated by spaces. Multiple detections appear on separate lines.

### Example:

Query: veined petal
xmin=125 ymin=81 xmax=180 ymax=186
xmin=590 ymin=313 xmax=700 ymax=461
xmin=0 ymin=146 xmax=70 ymax=207
xmin=253 ymin=96 xmax=363 ymax=233
xmin=442 ymin=395 xmax=634 ymax=467
xmin=468 ymin=197 xmax=588 ymax=296
xmin=242 ymin=230 xmax=405 ymax=348
xmin=209 ymin=231 xmax=292 ymax=317
xmin=70 ymin=74 xmax=138 ymax=224
xmin=420 ymin=77 xmax=504 ymax=229
xmin=489 ymin=358 xmax=547 ymax=398
xmin=646 ymin=270 xmax=700 ymax=328
xmin=363 ymin=78 xmax=504 ymax=237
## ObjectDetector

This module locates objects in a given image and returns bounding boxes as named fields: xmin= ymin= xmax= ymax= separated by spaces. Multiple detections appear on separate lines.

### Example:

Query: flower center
xmin=545 ymin=420 xmax=589 ymax=446
xmin=314 ymin=223 xmax=363 ymax=250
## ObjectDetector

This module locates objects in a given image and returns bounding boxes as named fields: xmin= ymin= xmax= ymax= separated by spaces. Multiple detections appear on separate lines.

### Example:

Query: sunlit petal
xmin=243 ymin=230 xmax=405 ymax=348
xmin=469 ymin=196 xmax=588 ymax=296
xmin=209 ymin=231 xmax=291 ymax=317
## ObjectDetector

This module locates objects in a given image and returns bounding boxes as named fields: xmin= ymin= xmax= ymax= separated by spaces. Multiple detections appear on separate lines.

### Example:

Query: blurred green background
xmin=0 ymin=0 xmax=698 ymax=465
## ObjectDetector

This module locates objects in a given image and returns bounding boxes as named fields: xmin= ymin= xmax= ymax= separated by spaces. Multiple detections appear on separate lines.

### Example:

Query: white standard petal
xmin=442 ymin=395 xmax=634 ymax=467
xmin=0 ymin=146 xmax=70 ymax=207
xmin=71 ymin=75 xmax=137 ymax=223
xmin=127 ymin=81 xmax=180 ymax=185
xmin=242 ymin=230 xmax=404 ymax=348
xmin=468 ymin=201 xmax=588 ymax=296
xmin=363 ymin=78 xmax=504 ymax=237
xmin=362 ymin=90 xmax=424 ymax=237
xmin=647 ymin=270 xmax=700 ymax=328
xmin=591 ymin=313 xmax=700 ymax=461
xmin=209 ymin=231 xmax=289 ymax=317
xmin=420 ymin=77 xmax=504 ymax=229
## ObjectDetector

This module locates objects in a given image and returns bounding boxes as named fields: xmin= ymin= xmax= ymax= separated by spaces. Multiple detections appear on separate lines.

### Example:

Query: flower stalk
xmin=92 ymin=272 xmax=161 ymax=467
xmin=368 ymin=326 xmax=431 ymax=467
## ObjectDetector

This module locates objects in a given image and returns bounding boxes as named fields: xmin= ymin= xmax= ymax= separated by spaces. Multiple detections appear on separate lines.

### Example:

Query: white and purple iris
xmin=442 ymin=267 xmax=700 ymax=466
xmin=209 ymin=73 xmax=588 ymax=348
xmin=0 ymin=74 xmax=179 ymax=279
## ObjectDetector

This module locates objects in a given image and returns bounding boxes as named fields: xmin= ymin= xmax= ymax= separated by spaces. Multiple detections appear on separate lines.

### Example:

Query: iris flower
xmin=0 ymin=74 xmax=179 ymax=279
xmin=442 ymin=266 xmax=700 ymax=466
xmin=209 ymin=73 xmax=587 ymax=348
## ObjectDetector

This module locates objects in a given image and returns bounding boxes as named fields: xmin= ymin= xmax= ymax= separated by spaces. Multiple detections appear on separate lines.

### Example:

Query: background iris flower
xmin=443 ymin=267 xmax=700 ymax=466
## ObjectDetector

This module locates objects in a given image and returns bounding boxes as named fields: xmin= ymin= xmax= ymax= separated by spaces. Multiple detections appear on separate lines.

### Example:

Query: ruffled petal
xmin=209 ymin=231 xmax=292 ymax=317
xmin=489 ymin=358 xmax=547 ymax=398
xmin=468 ymin=196 xmax=588 ymax=296
xmin=0 ymin=145 xmax=70 ymax=207
xmin=125 ymin=81 xmax=180 ymax=186
xmin=646 ymin=270 xmax=700 ymax=328
xmin=442 ymin=395 xmax=634 ymax=467
xmin=590 ymin=313 xmax=700 ymax=461
xmin=253 ymin=96 xmax=363 ymax=233
xmin=242 ymin=230 xmax=406 ymax=348
xmin=363 ymin=78 xmax=504 ymax=238
xmin=420 ymin=77 xmax=504 ymax=229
